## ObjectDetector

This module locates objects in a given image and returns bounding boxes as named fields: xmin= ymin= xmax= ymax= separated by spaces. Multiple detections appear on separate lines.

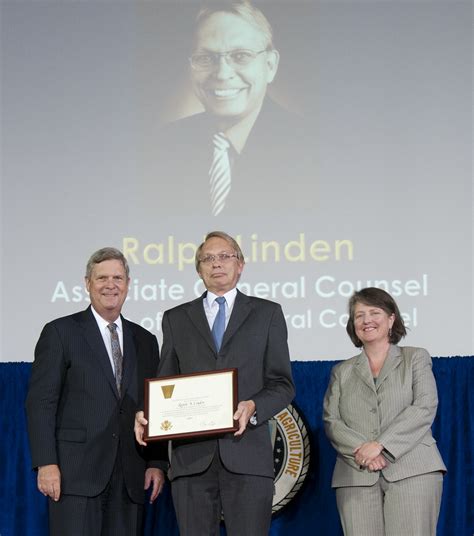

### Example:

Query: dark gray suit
xmin=25 ymin=307 xmax=161 ymax=527
xmin=158 ymin=289 xmax=295 ymax=534
xmin=137 ymin=98 xmax=313 ymax=226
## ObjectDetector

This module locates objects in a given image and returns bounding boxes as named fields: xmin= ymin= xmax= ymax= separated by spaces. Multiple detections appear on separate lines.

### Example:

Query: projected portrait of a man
xmin=145 ymin=0 xmax=313 ymax=222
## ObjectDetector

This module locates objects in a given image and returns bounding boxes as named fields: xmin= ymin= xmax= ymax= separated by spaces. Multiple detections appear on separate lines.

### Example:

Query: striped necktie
xmin=108 ymin=323 xmax=123 ymax=395
xmin=209 ymin=133 xmax=231 ymax=216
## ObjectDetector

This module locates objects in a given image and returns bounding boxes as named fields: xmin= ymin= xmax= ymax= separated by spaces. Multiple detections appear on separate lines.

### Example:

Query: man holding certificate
xmin=135 ymin=231 xmax=295 ymax=535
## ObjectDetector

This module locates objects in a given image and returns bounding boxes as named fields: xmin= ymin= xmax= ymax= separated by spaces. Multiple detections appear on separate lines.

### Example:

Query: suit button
xmin=112 ymin=433 xmax=118 ymax=439
xmin=370 ymin=408 xmax=377 ymax=413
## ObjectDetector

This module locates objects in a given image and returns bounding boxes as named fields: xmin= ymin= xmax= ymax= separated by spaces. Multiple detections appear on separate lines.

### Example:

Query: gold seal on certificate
xmin=144 ymin=368 xmax=238 ymax=441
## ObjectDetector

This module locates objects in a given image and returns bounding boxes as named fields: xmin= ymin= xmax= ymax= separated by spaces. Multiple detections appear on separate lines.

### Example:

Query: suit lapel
xmin=80 ymin=307 xmax=119 ymax=398
xmin=375 ymin=345 xmax=402 ymax=390
xmin=186 ymin=294 xmax=216 ymax=354
xmin=121 ymin=318 xmax=137 ymax=397
xmin=353 ymin=350 xmax=377 ymax=393
xmin=221 ymin=290 xmax=252 ymax=349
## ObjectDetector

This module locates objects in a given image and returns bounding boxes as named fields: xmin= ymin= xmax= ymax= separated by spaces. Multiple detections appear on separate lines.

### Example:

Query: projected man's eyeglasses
xmin=189 ymin=49 xmax=268 ymax=71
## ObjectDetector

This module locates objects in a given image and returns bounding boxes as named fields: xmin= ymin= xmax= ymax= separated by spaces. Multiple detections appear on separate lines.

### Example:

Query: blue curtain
xmin=1 ymin=358 xmax=473 ymax=536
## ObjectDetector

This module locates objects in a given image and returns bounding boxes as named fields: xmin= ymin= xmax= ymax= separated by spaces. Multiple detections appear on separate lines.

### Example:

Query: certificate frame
xmin=144 ymin=368 xmax=238 ymax=441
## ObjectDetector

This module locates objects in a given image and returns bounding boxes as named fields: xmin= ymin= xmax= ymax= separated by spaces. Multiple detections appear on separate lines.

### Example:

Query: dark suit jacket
xmin=25 ymin=306 xmax=161 ymax=503
xmin=158 ymin=290 xmax=295 ymax=481
xmin=138 ymin=98 xmax=314 ymax=224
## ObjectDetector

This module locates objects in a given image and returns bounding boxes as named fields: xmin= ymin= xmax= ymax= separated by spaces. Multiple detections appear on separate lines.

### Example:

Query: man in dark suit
xmin=140 ymin=1 xmax=312 ymax=223
xmin=135 ymin=231 xmax=295 ymax=535
xmin=25 ymin=247 xmax=166 ymax=536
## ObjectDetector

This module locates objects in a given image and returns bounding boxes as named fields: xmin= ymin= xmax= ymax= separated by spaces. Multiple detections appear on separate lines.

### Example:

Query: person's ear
xmin=389 ymin=314 xmax=395 ymax=329
xmin=265 ymin=49 xmax=280 ymax=83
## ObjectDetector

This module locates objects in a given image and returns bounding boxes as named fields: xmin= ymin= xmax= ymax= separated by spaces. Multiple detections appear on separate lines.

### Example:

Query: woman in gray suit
xmin=323 ymin=287 xmax=446 ymax=536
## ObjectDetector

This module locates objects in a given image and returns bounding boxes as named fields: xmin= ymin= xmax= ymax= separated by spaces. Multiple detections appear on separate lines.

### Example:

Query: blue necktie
xmin=212 ymin=297 xmax=226 ymax=352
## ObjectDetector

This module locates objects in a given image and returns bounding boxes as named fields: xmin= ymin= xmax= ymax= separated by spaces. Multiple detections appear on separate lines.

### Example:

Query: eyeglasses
xmin=199 ymin=253 xmax=238 ymax=265
xmin=189 ymin=49 xmax=268 ymax=71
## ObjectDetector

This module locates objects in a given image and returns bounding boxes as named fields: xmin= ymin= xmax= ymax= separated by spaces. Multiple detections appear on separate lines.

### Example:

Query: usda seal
xmin=270 ymin=404 xmax=311 ymax=513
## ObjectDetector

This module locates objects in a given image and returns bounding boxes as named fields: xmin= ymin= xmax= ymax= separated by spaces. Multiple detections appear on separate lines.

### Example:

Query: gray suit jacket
xmin=25 ymin=306 xmax=162 ymax=502
xmin=323 ymin=345 xmax=446 ymax=487
xmin=158 ymin=290 xmax=295 ymax=481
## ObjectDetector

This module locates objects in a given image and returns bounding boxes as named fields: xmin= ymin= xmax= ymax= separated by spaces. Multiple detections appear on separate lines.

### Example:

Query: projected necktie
xmin=209 ymin=133 xmax=231 ymax=216
xmin=108 ymin=323 xmax=123 ymax=395
xmin=212 ymin=297 xmax=226 ymax=352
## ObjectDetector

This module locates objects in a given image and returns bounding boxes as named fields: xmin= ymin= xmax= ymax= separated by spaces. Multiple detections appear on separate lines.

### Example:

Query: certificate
xmin=144 ymin=368 xmax=238 ymax=441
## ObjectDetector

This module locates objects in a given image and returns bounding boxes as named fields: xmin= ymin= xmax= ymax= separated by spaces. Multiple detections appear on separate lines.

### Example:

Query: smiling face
xmin=85 ymin=259 xmax=130 ymax=322
xmin=197 ymin=236 xmax=244 ymax=295
xmin=353 ymin=302 xmax=395 ymax=347
xmin=191 ymin=12 xmax=279 ymax=127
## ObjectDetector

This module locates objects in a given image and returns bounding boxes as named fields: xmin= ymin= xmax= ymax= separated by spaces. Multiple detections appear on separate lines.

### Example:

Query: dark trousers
xmin=49 ymin=455 xmax=143 ymax=536
xmin=171 ymin=450 xmax=274 ymax=536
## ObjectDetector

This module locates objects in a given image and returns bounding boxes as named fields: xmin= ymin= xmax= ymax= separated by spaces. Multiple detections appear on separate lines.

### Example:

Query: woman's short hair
xmin=195 ymin=231 xmax=245 ymax=271
xmin=346 ymin=287 xmax=407 ymax=347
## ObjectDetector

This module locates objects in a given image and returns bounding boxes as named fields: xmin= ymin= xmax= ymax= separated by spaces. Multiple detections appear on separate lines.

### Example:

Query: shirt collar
xmin=205 ymin=288 xmax=238 ymax=309
xmin=90 ymin=306 xmax=123 ymax=332
xmin=221 ymin=104 xmax=262 ymax=154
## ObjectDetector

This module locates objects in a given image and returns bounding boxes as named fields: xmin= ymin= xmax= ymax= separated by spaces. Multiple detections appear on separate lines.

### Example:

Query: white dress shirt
xmin=203 ymin=287 xmax=238 ymax=331
xmin=90 ymin=306 xmax=123 ymax=375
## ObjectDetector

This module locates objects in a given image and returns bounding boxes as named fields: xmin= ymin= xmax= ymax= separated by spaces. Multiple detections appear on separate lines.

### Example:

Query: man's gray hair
xmin=85 ymin=247 xmax=130 ymax=280
xmin=196 ymin=1 xmax=274 ymax=49
xmin=195 ymin=231 xmax=245 ymax=271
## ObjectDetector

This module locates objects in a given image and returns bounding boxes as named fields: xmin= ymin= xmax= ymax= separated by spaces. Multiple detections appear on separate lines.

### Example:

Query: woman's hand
xmin=366 ymin=454 xmax=388 ymax=472
xmin=354 ymin=441 xmax=384 ymax=466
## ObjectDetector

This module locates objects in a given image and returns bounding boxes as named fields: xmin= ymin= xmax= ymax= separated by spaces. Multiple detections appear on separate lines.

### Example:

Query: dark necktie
xmin=107 ymin=323 xmax=123 ymax=394
xmin=209 ymin=133 xmax=231 ymax=216
xmin=211 ymin=297 xmax=226 ymax=352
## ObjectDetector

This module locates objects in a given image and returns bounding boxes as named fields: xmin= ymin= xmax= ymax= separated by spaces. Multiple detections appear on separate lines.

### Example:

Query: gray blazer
xmin=323 ymin=345 xmax=446 ymax=487
xmin=157 ymin=290 xmax=295 ymax=481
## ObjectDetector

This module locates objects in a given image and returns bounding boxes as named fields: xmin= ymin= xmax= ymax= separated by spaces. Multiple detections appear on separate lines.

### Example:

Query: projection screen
xmin=1 ymin=0 xmax=472 ymax=362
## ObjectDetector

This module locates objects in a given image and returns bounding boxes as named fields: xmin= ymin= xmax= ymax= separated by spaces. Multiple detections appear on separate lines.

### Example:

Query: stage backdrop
xmin=1 ymin=0 xmax=472 ymax=363
xmin=1 ymin=358 xmax=473 ymax=536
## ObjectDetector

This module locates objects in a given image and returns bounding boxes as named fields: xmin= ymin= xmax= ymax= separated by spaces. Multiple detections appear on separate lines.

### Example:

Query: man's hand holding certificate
xmin=142 ymin=369 xmax=238 ymax=441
